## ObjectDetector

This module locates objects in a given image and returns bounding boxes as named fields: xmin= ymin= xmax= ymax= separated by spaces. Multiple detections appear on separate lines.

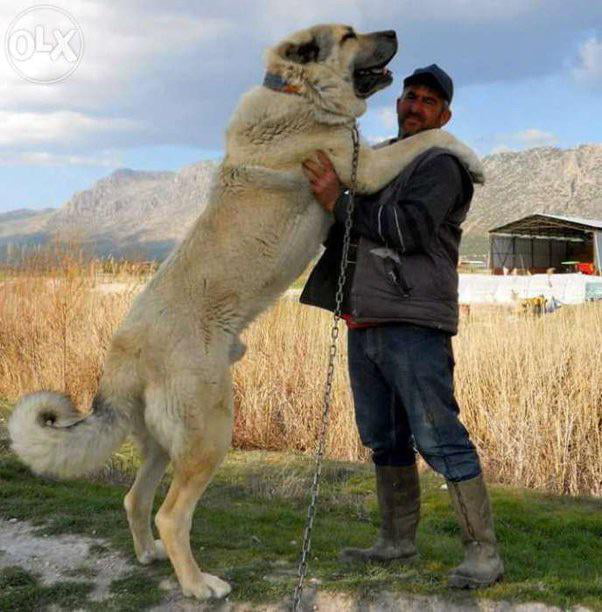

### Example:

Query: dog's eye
xmin=341 ymin=31 xmax=357 ymax=43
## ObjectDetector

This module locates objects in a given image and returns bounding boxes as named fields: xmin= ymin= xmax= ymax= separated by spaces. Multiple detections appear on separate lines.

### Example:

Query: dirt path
xmin=152 ymin=589 xmax=575 ymax=612
xmin=0 ymin=518 xmax=588 ymax=611
xmin=0 ymin=517 xmax=133 ymax=602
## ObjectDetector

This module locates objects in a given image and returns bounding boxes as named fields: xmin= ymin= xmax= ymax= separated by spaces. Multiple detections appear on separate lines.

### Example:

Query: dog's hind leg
xmin=156 ymin=462 xmax=231 ymax=599
xmin=154 ymin=379 xmax=233 ymax=600
xmin=124 ymin=436 xmax=170 ymax=565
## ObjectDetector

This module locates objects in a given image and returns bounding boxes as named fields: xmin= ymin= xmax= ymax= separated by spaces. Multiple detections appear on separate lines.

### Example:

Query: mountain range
xmin=1 ymin=144 xmax=600 ymax=260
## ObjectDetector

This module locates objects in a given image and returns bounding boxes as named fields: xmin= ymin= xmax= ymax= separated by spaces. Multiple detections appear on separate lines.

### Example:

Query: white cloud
xmin=0 ymin=111 xmax=142 ymax=148
xmin=359 ymin=106 xmax=398 ymax=144
xmin=0 ymin=1 xmax=241 ymax=154
xmin=0 ymin=150 xmax=122 ymax=167
xmin=365 ymin=134 xmax=392 ymax=145
xmin=0 ymin=0 xmax=598 ymax=159
xmin=373 ymin=0 xmax=537 ymax=23
xmin=0 ymin=2 xmax=233 ymax=110
xmin=375 ymin=107 xmax=398 ymax=131
xmin=258 ymin=0 xmax=363 ymax=35
xmin=490 ymin=129 xmax=558 ymax=153
xmin=513 ymin=129 xmax=559 ymax=147
xmin=489 ymin=145 xmax=512 ymax=154
xmin=573 ymin=36 xmax=602 ymax=87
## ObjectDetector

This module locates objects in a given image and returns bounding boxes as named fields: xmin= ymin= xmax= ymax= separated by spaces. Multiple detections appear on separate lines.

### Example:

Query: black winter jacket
xmin=300 ymin=146 xmax=474 ymax=335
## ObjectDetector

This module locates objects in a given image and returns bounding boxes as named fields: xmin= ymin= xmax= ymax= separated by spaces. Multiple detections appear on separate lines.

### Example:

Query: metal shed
xmin=488 ymin=214 xmax=602 ymax=275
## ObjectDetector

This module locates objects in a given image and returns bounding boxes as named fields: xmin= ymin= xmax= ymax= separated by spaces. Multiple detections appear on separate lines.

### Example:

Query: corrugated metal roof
xmin=489 ymin=213 xmax=602 ymax=234
xmin=536 ymin=213 xmax=602 ymax=229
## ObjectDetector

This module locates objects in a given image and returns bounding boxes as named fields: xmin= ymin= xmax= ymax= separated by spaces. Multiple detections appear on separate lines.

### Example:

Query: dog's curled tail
xmin=8 ymin=391 xmax=130 ymax=479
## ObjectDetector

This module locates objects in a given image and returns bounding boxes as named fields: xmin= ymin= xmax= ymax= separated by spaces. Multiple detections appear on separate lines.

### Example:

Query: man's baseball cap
xmin=403 ymin=64 xmax=453 ymax=103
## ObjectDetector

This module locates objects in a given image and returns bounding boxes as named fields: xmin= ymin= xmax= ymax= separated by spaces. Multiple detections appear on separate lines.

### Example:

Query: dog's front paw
xmin=443 ymin=137 xmax=486 ymax=184
xmin=202 ymin=573 xmax=232 ymax=598
xmin=181 ymin=573 xmax=231 ymax=600
xmin=455 ymin=143 xmax=485 ymax=184
xmin=465 ymin=155 xmax=485 ymax=184
xmin=419 ymin=130 xmax=485 ymax=184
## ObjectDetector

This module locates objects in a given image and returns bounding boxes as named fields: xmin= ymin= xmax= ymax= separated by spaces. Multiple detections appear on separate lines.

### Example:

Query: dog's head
xmin=265 ymin=24 xmax=398 ymax=118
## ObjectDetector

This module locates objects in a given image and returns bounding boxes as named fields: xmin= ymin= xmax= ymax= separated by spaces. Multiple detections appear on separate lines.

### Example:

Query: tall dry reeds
xmin=453 ymin=303 xmax=602 ymax=496
xmin=0 ymin=252 xmax=600 ymax=496
xmin=235 ymin=301 xmax=602 ymax=496
xmin=232 ymin=299 xmax=364 ymax=461
xmin=0 ymin=248 xmax=145 ymax=408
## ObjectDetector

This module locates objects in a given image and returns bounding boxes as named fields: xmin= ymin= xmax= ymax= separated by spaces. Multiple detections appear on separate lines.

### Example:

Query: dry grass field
xmin=0 ymin=250 xmax=600 ymax=496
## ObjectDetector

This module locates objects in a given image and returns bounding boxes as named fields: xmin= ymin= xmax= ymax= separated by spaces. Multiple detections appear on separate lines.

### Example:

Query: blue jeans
xmin=347 ymin=324 xmax=481 ymax=482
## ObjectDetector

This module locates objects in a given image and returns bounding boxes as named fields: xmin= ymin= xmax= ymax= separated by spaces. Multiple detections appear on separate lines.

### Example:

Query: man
xmin=300 ymin=65 xmax=504 ymax=589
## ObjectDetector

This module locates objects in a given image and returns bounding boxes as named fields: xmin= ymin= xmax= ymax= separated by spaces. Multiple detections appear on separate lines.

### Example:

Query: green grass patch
xmin=0 ymin=414 xmax=600 ymax=610
xmin=0 ymin=566 xmax=93 ymax=612
xmin=103 ymin=569 xmax=165 ymax=610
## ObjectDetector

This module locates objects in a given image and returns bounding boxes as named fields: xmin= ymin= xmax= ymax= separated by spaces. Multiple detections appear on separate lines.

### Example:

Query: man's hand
xmin=302 ymin=150 xmax=342 ymax=213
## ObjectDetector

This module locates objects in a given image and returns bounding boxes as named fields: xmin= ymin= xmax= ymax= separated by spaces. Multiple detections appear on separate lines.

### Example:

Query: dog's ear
xmin=283 ymin=38 xmax=320 ymax=64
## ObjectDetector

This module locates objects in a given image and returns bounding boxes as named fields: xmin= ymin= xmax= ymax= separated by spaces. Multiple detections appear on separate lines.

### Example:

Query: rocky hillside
xmin=0 ymin=144 xmax=600 ymax=260
xmin=467 ymin=144 xmax=601 ymax=235
xmin=0 ymin=163 xmax=218 ymax=260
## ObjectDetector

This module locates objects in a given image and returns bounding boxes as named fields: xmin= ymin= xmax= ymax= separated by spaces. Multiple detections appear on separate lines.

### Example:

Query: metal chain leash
xmin=292 ymin=122 xmax=360 ymax=612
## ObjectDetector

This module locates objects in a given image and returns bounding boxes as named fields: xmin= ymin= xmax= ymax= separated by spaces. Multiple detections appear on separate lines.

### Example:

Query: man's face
xmin=396 ymin=83 xmax=451 ymax=137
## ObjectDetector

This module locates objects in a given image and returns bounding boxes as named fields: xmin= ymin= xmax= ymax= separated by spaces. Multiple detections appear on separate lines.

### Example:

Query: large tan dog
xmin=9 ymin=24 xmax=483 ymax=600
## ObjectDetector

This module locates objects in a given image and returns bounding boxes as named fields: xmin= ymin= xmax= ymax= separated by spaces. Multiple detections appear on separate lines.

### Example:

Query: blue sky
xmin=0 ymin=0 xmax=601 ymax=213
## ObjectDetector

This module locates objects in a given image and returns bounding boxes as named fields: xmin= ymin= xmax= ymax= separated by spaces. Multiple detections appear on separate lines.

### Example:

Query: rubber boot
xmin=340 ymin=464 xmax=420 ymax=563
xmin=447 ymin=474 xmax=504 ymax=588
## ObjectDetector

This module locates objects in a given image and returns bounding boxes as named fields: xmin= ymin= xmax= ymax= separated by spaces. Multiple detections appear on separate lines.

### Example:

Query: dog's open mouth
xmin=352 ymin=30 xmax=397 ymax=99
xmin=353 ymin=61 xmax=393 ymax=98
